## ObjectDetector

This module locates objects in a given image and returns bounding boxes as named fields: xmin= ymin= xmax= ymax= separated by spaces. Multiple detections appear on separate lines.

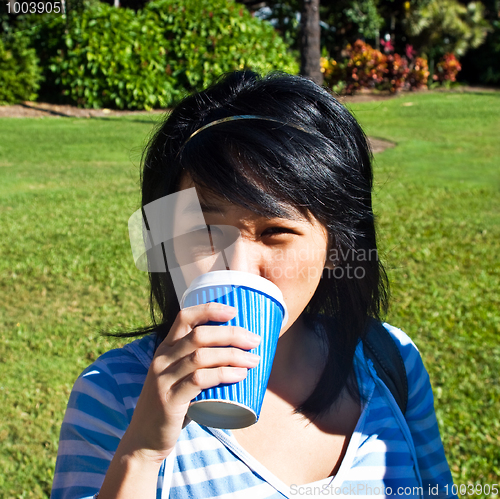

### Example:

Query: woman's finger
xmin=163 ymin=325 xmax=261 ymax=363
xmin=164 ymin=346 xmax=261 ymax=383
xmin=162 ymin=302 xmax=238 ymax=346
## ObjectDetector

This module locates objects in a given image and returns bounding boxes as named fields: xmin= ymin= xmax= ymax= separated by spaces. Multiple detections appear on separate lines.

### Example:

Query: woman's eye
xmin=262 ymin=227 xmax=294 ymax=236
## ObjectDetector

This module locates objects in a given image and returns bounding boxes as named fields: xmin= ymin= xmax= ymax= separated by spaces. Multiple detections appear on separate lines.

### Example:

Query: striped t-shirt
xmin=51 ymin=323 xmax=457 ymax=499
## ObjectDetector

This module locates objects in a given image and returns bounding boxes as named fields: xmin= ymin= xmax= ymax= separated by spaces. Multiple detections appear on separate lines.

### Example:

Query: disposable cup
xmin=180 ymin=270 xmax=288 ymax=429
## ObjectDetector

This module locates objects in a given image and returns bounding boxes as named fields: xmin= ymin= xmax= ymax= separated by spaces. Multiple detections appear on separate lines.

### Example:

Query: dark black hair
xmin=134 ymin=71 xmax=388 ymax=417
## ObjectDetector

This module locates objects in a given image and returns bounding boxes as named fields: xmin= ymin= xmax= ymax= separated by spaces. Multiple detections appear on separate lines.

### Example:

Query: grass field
xmin=0 ymin=90 xmax=499 ymax=497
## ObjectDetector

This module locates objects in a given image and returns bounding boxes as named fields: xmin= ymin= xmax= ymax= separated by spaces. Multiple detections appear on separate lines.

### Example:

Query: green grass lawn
xmin=0 ymin=90 xmax=499 ymax=497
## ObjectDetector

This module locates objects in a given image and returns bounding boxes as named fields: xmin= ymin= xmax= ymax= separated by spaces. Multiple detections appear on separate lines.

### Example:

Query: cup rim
xmin=180 ymin=270 xmax=288 ymax=326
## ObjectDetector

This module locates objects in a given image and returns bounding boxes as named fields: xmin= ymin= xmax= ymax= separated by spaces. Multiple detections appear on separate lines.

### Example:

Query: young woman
xmin=51 ymin=71 xmax=456 ymax=499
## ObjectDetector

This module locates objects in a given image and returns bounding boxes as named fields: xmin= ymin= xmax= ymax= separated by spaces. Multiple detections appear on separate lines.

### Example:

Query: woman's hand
xmin=98 ymin=303 xmax=260 ymax=498
xmin=120 ymin=302 xmax=261 ymax=463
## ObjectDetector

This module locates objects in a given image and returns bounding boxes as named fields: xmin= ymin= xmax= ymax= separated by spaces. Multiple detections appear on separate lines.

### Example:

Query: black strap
xmin=363 ymin=319 xmax=408 ymax=415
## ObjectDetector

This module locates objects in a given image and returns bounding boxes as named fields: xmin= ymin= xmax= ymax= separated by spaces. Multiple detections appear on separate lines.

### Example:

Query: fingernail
xmin=233 ymin=367 xmax=248 ymax=376
xmin=247 ymin=332 xmax=261 ymax=345
xmin=246 ymin=353 xmax=261 ymax=365
xmin=215 ymin=304 xmax=236 ymax=314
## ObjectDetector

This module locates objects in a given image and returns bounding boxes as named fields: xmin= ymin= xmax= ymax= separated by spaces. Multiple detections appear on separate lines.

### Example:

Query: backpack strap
xmin=363 ymin=319 xmax=408 ymax=415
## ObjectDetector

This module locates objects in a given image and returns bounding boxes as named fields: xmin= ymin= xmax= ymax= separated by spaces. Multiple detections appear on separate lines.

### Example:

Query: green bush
xmin=0 ymin=33 xmax=42 ymax=104
xmin=145 ymin=0 xmax=299 ymax=93
xmin=34 ymin=0 xmax=297 ymax=110
xmin=41 ymin=3 xmax=179 ymax=109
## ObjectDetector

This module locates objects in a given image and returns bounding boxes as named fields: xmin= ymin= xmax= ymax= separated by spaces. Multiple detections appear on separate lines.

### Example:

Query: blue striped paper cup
xmin=180 ymin=270 xmax=288 ymax=429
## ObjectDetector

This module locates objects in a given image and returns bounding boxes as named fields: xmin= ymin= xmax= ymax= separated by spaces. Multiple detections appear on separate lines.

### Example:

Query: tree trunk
xmin=300 ymin=0 xmax=323 ymax=86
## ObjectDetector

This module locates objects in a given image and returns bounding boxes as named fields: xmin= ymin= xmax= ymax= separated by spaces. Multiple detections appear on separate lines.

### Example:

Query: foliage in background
xmin=334 ymin=40 xmax=387 ymax=93
xmin=406 ymin=56 xmax=431 ymax=89
xmin=34 ymin=2 xmax=178 ymax=109
xmin=321 ymin=39 xmax=431 ymax=94
xmin=247 ymin=0 xmax=492 ymax=71
xmin=403 ymin=0 xmax=490 ymax=60
xmin=342 ymin=0 xmax=384 ymax=40
xmin=1 ymin=0 xmax=497 ymax=111
xmin=145 ymin=0 xmax=298 ymax=93
xmin=29 ymin=0 xmax=297 ymax=109
xmin=0 ymin=32 xmax=42 ymax=104
xmin=252 ymin=0 xmax=383 ymax=58
xmin=383 ymin=53 xmax=410 ymax=93
xmin=253 ymin=1 xmax=301 ymax=52
xmin=247 ymin=0 xmax=497 ymax=87
xmin=460 ymin=0 xmax=500 ymax=87
xmin=246 ymin=0 xmax=497 ymax=86
xmin=433 ymin=53 xmax=462 ymax=85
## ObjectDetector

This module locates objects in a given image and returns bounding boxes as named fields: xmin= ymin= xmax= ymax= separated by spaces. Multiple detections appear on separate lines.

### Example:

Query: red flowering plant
xmin=407 ymin=57 xmax=430 ymax=90
xmin=405 ymin=44 xmax=417 ymax=60
xmin=404 ymin=44 xmax=430 ymax=90
xmin=433 ymin=53 xmax=462 ymax=85
xmin=387 ymin=53 xmax=411 ymax=92
xmin=321 ymin=40 xmax=431 ymax=94
xmin=380 ymin=38 xmax=394 ymax=54
xmin=381 ymin=41 xmax=411 ymax=93
xmin=342 ymin=40 xmax=387 ymax=94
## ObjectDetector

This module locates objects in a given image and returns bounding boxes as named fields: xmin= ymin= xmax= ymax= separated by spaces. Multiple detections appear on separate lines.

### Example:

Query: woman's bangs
xmin=178 ymin=123 xmax=314 ymax=220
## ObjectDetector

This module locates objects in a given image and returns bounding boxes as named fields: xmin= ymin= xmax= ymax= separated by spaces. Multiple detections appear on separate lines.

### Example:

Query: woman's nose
xmin=222 ymin=237 xmax=262 ymax=275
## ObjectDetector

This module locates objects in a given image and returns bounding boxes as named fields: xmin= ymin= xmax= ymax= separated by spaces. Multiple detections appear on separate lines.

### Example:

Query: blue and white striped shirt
xmin=51 ymin=323 xmax=456 ymax=499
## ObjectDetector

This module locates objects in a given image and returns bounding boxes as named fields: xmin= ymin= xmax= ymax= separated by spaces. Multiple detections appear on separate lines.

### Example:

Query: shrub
xmin=321 ymin=57 xmax=341 ymax=86
xmin=28 ymin=13 xmax=67 ymax=103
xmin=433 ymin=53 xmax=462 ymax=84
xmin=0 ymin=32 xmax=42 ymax=104
xmin=33 ymin=0 xmax=297 ymax=109
xmin=322 ymin=40 xmax=432 ymax=94
xmin=407 ymin=57 xmax=430 ymax=90
xmin=384 ymin=53 xmax=410 ymax=93
xmin=145 ymin=0 xmax=298 ymax=93
xmin=38 ymin=2 xmax=178 ymax=109
xmin=340 ymin=40 xmax=387 ymax=94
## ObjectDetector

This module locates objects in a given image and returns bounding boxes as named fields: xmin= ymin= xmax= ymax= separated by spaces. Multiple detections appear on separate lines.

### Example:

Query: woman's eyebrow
xmin=180 ymin=200 xmax=225 ymax=216
xmin=200 ymin=202 xmax=226 ymax=214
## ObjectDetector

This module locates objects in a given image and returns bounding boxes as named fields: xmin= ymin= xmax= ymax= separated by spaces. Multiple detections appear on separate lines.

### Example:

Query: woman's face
xmin=172 ymin=175 xmax=330 ymax=333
